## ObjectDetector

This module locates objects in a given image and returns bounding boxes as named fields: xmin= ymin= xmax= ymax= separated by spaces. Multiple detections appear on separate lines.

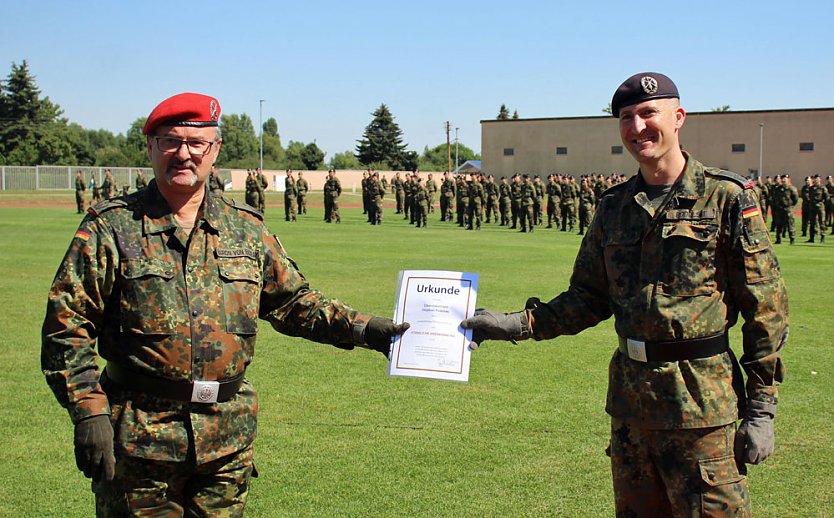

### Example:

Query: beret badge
xmin=640 ymin=76 xmax=659 ymax=95
xmin=210 ymin=100 xmax=219 ymax=122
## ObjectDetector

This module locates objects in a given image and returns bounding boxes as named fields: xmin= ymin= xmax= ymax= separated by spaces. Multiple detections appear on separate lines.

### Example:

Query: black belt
xmin=617 ymin=333 xmax=728 ymax=363
xmin=103 ymin=362 xmax=244 ymax=404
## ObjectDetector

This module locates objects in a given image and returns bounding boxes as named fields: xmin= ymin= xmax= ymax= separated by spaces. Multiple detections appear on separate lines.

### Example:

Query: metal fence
xmin=0 ymin=166 xmax=231 ymax=191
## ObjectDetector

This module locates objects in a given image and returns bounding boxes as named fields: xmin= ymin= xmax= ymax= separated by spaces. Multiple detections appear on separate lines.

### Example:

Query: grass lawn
xmin=0 ymin=190 xmax=831 ymax=517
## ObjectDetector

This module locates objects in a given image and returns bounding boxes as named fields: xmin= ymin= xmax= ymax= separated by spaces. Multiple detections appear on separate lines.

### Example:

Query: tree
xmin=401 ymin=150 xmax=419 ymax=173
xmin=262 ymin=117 xmax=279 ymax=137
xmin=121 ymin=117 xmax=150 ymax=166
xmin=284 ymin=140 xmax=308 ymax=170
xmin=512 ymin=110 xmax=519 ymax=120
xmin=329 ymin=150 xmax=362 ymax=170
xmin=0 ymin=60 xmax=74 ymax=165
xmin=497 ymin=104 xmax=510 ymax=120
xmin=602 ymin=103 xmax=613 ymax=115
xmin=711 ymin=105 xmax=731 ymax=112
xmin=419 ymin=143 xmax=480 ymax=172
xmin=217 ymin=113 xmax=258 ymax=167
xmin=300 ymin=142 xmax=325 ymax=170
xmin=355 ymin=104 xmax=408 ymax=169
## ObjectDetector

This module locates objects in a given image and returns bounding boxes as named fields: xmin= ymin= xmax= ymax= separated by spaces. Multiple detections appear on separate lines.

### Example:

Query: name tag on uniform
xmin=626 ymin=338 xmax=648 ymax=362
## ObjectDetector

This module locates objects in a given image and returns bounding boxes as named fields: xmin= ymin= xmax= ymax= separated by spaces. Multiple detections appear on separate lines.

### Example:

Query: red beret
xmin=611 ymin=72 xmax=679 ymax=118
xmin=142 ymin=92 xmax=221 ymax=135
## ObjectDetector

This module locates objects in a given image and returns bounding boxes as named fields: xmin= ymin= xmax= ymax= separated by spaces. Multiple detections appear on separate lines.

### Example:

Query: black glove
xmin=74 ymin=414 xmax=115 ymax=482
xmin=365 ymin=317 xmax=410 ymax=357
xmin=734 ymin=400 xmax=776 ymax=465
xmin=460 ymin=308 xmax=530 ymax=349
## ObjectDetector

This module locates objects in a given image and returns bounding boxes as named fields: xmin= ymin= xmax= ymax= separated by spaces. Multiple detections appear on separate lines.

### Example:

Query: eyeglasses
xmin=153 ymin=136 xmax=217 ymax=156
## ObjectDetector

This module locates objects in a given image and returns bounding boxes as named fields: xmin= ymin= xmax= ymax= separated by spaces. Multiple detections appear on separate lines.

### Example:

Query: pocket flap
xmin=121 ymin=258 xmax=175 ymax=280
xmin=218 ymin=258 xmax=261 ymax=283
xmin=698 ymin=455 xmax=743 ymax=487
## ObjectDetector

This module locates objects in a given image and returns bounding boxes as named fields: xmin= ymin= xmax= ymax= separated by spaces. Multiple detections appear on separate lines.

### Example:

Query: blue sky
xmin=3 ymin=0 xmax=831 ymax=160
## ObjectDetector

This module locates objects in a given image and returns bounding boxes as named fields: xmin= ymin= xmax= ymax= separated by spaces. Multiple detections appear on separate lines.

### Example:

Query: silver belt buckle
xmin=626 ymin=338 xmax=648 ymax=363
xmin=191 ymin=380 xmax=220 ymax=403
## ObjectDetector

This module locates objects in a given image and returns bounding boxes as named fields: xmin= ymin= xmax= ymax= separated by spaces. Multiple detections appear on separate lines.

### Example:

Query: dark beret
xmin=142 ymin=92 xmax=221 ymax=135
xmin=611 ymin=72 xmax=679 ymax=117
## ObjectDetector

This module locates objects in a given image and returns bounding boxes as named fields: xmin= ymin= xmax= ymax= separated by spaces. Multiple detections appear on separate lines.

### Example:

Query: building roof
xmin=454 ymin=160 xmax=482 ymax=174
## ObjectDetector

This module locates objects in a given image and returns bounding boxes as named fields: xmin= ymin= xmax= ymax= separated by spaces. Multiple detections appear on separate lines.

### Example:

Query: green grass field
xmin=1 ymin=191 xmax=832 ymax=517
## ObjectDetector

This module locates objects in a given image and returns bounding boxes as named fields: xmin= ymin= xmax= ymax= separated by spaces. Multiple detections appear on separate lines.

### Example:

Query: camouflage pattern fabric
xmin=440 ymin=177 xmax=455 ymax=221
xmin=577 ymin=184 xmax=596 ymax=234
xmin=93 ymin=441 xmax=254 ymax=517
xmin=136 ymin=174 xmax=150 ymax=192
xmin=75 ymin=175 xmax=87 ymax=214
xmin=284 ymin=178 xmax=298 ymax=222
xmin=498 ymin=181 xmax=511 ymax=226
xmin=609 ymin=418 xmax=750 ymax=517
xmin=296 ymin=177 xmax=308 ymax=214
xmin=42 ymin=180 xmax=374 ymax=465
xmin=529 ymin=154 xmax=788 ymax=429
xmin=467 ymin=179 xmax=485 ymax=230
xmin=519 ymin=180 xmax=535 ymax=232
xmin=547 ymin=179 xmax=561 ymax=228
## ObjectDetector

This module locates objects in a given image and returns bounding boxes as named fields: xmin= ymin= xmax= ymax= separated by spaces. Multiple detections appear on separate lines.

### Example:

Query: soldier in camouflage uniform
xmin=825 ymin=175 xmax=834 ymax=232
xmin=456 ymin=175 xmax=469 ymax=228
xmin=510 ymin=174 xmax=522 ymax=229
xmin=413 ymin=177 xmax=428 ymax=228
xmin=245 ymin=170 xmax=260 ymax=211
xmin=74 ymin=170 xmax=86 ymax=213
xmin=484 ymin=174 xmax=499 ymax=224
xmin=393 ymin=172 xmax=405 ymax=214
xmin=324 ymin=169 xmax=342 ymax=223
xmin=806 ymin=174 xmax=828 ymax=243
xmin=440 ymin=171 xmax=455 ymax=222
xmin=296 ymin=171 xmax=309 ymax=215
xmin=467 ymin=174 xmax=485 ymax=230
xmin=560 ymin=175 xmax=578 ymax=232
xmin=518 ymin=174 xmax=535 ymax=233
xmin=532 ymin=176 xmax=545 ymax=226
xmin=773 ymin=174 xmax=798 ymax=244
xmin=577 ymin=176 xmax=596 ymax=235
xmin=134 ymin=169 xmax=149 ymax=192
xmin=426 ymin=173 xmax=438 ymax=214
xmin=256 ymin=168 xmax=268 ymax=214
xmin=498 ymin=176 xmax=511 ymax=226
xmin=101 ymin=169 xmax=115 ymax=199
xmin=546 ymin=174 xmax=562 ymax=229
xmin=207 ymin=167 xmax=223 ymax=196
xmin=463 ymin=73 xmax=788 ymax=517
xmin=284 ymin=170 xmax=298 ymax=222
xmin=369 ymin=171 xmax=385 ymax=225
xmin=41 ymin=93 xmax=408 ymax=517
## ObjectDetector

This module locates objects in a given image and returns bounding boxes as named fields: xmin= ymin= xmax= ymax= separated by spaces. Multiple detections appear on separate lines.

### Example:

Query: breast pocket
xmin=658 ymin=222 xmax=718 ymax=297
xmin=603 ymin=231 xmax=642 ymax=300
xmin=119 ymin=258 xmax=178 ymax=334
xmin=218 ymin=258 xmax=261 ymax=335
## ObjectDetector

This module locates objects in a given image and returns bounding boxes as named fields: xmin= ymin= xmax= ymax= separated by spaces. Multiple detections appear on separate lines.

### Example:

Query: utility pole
xmin=259 ymin=99 xmax=265 ymax=172
xmin=455 ymin=127 xmax=459 ymax=173
xmin=445 ymin=121 xmax=452 ymax=173
xmin=758 ymin=123 xmax=764 ymax=179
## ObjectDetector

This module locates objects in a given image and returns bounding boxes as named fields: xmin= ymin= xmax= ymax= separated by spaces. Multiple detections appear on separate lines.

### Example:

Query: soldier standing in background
xmin=456 ymin=175 xmax=469 ymax=228
xmin=806 ymin=174 xmax=828 ymax=243
xmin=800 ymin=176 xmax=811 ymax=237
xmin=361 ymin=170 xmax=372 ymax=221
xmin=510 ymin=174 xmax=522 ymax=229
xmin=393 ymin=172 xmax=405 ymax=214
xmin=207 ymin=167 xmax=224 ymax=196
xmin=825 ymin=175 xmax=834 ymax=232
xmin=467 ymin=174 xmax=485 ymax=230
xmin=256 ymin=168 xmax=268 ymax=214
xmin=74 ymin=170 xmax=86 ymax=214
xmin=755 ymin=177 xmax=769 ymax=223
xmin=369 ymin=171 xmax=385 ymax=225
xmin=532 ymin=176 xmax=544 ymax=226
xmin=414 ymin=177 xmax=428 ymax=228
xmin=426 ymin=173 xmax=438 ymax=214
xmin=498 ymin=176 xmax=511 ymax=226
xmin=777 ymin=174 xmax=799 ymax=244
xmin=41 ymin=92 xmax=408 ymax=516
xmin=135 ymin=169 xmax=149 ymax=191
xmin=296 ymin=171 xmax=309 ymax=215
xmin=440 ymin=171 xmax=455 ymax=222
xmin=90 ymin=173 xmax=102 ymax=205
xmin=403 ymin=173 xmax=413 ymax=221
xmin=245 ymin=170 xmax=260 ymax=211
xmin=101 ymin=169 xmax=115 ymax=199
xmin=284 ymin=170 xmax=297 ymax=222
xmin=484 ymin=175 xmax=499 ymax=224
xmin=546 ymin=174 xmax=562 ymax=229
xmin=518 ymin=174 xmax=535 ymax=233
xmin=324 ymin=168 xmax=341 ymax=223
xmin=463 ymin=73 xmax=787 ymax=516
xmin=577 ymin=176 xmax=596 ymax=235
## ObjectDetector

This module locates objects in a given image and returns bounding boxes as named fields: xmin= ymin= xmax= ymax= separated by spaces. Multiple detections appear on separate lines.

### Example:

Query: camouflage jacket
xmin=530 ymin=154 xmax=788 ymax=429
xmin=42 ymin=180 xmax=373 ymax=463
xmin=441 ymin=178 xmax=456 ymax=198
xmin=75 ymin=176 xmax=86 ymax=192
xmin=296 ymin=178 xmax=309 ymax=195
xmin=468 ymin=181 xmax=485 ymax=203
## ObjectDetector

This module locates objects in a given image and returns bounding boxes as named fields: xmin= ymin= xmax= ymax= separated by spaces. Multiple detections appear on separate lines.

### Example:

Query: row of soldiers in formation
xmin=755 ymin=174 xmax=833 ymax=244
xmin=74 ymin=169 xmax=150 ymax=213
xmin=368 ymin=171 xmax=627 ymax=232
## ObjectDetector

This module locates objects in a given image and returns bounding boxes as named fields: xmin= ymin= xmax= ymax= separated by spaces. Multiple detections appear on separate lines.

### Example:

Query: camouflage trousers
xmin=93 ymin=443 xmax=255 ymax=517
xmin=609 ymin=418 xmax=750 ymax=517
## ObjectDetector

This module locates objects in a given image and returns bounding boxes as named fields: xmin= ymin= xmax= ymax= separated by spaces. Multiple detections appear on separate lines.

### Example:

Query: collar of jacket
xmin=141 ymin=180 xmax=222 ymax=235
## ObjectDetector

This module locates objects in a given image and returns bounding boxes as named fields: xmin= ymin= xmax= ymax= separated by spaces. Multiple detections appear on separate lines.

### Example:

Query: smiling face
xmin=147 ymin=125 xmax=221 ymax=196
xmin=618 ymin=98 xmax=685 ymax=167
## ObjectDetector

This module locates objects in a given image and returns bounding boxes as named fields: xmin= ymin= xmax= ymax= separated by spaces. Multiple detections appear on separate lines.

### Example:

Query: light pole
xmin=454 ymin=127 xmax=459 ymax=173
xmin=758 ymin=123 xmax=764 ymax=179
xmin=259 ymin=99 xmax=265 ymax=172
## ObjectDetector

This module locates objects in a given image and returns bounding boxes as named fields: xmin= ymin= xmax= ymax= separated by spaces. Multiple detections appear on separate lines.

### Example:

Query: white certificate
xmin=387 ymin=270 xmax=478 ymax=382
